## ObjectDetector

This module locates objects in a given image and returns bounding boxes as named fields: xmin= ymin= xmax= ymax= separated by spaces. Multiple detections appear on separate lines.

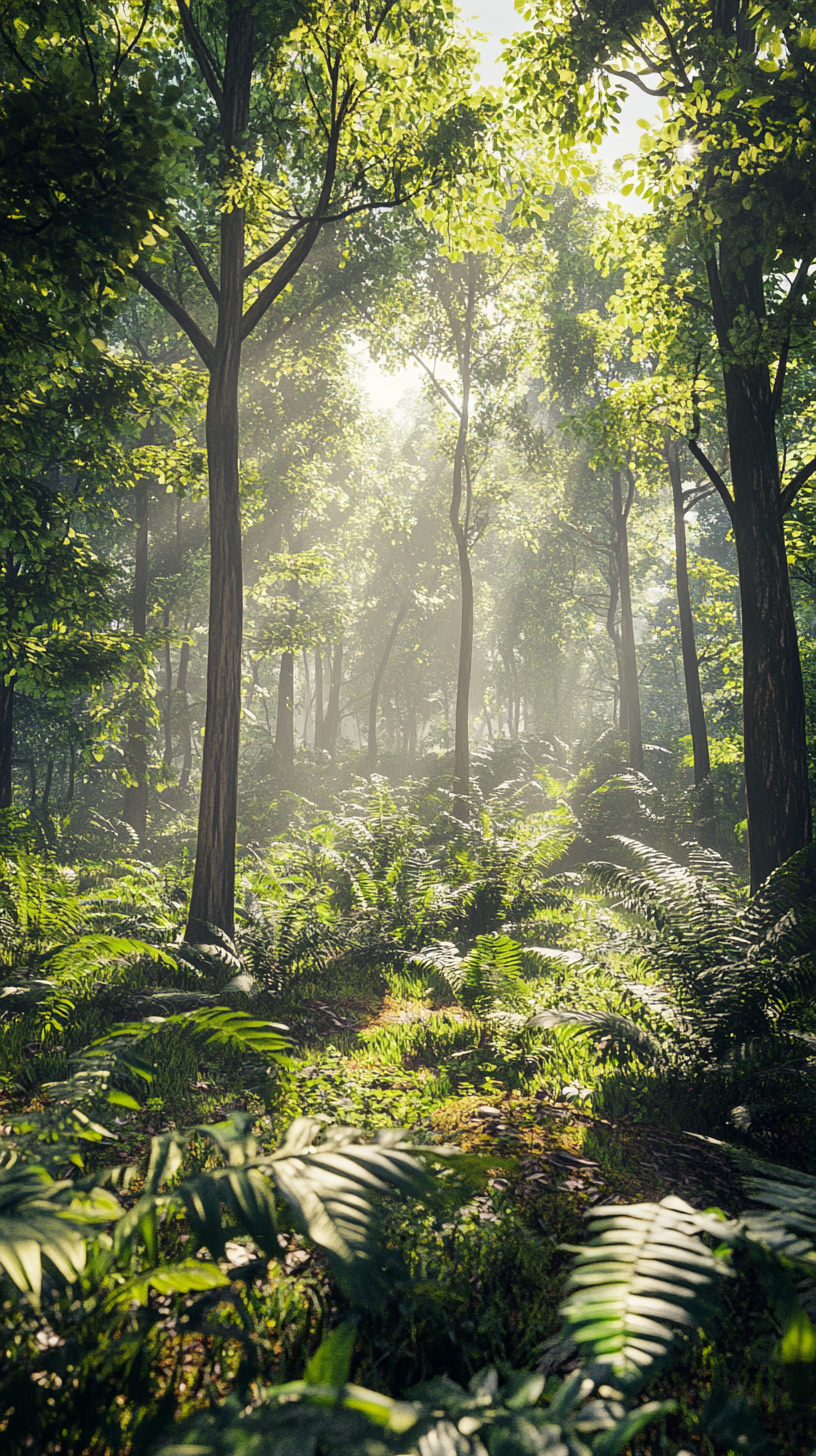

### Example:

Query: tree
xmin=125 ymin=0 xmax=489 ymax=935
xmin=367 ymin=231 xmax=537 ymax=813
xmin=507 ymin=0 xmax=816 ymax=888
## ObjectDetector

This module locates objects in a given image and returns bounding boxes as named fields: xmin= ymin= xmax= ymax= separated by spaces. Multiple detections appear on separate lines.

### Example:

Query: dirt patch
xmin=431 ymin=1088 xmax=744 ymax=1214
xmin=362 ymin=995 xmax=470 ymax=1030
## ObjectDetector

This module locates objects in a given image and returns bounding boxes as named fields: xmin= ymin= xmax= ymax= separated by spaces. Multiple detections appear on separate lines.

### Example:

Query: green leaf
xmin=305 ymin=1321 xmax=356 ymax=1386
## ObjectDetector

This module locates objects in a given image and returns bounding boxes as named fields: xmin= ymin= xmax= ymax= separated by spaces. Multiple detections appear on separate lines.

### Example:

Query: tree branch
xmin=176 ymin=0 xmax=223 ymax=111
xmin=244 ymin=221 xmax=306 ymax=280
xmin=176 ymin=226 xmax=221 ymax=305
xmin=780 ymin=454 xmax=816 ymax=515
xmin=771 ymin=254 xmax=812 ymax=418
xmin=601 ymin=65 xmax=670 ymax=96
xmin=410 ymin=351 xmax=461 ymax=418
xmin=129 ymin=266 xmax=215 ymax=369
xmin=686 ymin=438 xmax=734 ymax=526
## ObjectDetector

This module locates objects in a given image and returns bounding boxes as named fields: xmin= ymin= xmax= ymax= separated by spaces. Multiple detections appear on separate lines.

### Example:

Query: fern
xmin=559 ymin=1195 xmax=730 ymax=1373
xmin=0 ymin=1162 xmax=120 ymax=1306
xmin=550 ymin=838 xmax=816 ymax=1144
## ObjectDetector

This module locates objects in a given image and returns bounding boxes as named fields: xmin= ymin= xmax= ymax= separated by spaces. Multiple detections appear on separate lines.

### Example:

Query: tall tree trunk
xmin=302 ymin=649 xmax=312 ymax=747
xmin=276 ymin=651 xmax=295 ymax=766
xmin=666 ymin=439 xmax=710 ymax=787
xmin=323 ymin=640 xmax=343 ymax=755
xmin=67 ymin=742 xmax=76 ymax=804
xmin=123 ymin=475 xmax=149 ymax=840
xmin=163 ymin=603 xmax=173 ymax=768
xmin=0 ymin=676 xmax=13 ymax=809
xmin=686 ymin=0 xmax=812 ymax=890
xmin=611 ymin=468 xmax=643 ymax=772
xmin=41 ymin=759 xmax=53 ymax=814
xmin=275 ymin=580 xmax=298 ymax=768
xmin=186 ymin=6 xmax=254 ymax=941
xmin=367 ymin=599 xmax=409 ymax=770
xmin=450 ymin=258 xmax=477 ymax=818
xmin=177 ymin=632 xmax=193 ymax=789
xmin=314 ymin=648 xmax=324 ymax=751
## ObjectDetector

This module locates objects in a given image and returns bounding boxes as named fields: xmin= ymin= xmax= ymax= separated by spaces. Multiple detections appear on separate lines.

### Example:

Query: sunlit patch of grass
xmin=356 ymin=1011 xmax=480 ymax=1070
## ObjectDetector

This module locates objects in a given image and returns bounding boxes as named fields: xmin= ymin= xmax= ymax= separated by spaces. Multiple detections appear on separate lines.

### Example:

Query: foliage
xmin=530 ymin=837 xmax=816 ymax=1150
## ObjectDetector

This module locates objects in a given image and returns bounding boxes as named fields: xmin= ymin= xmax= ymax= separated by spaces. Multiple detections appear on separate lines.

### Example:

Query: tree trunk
xmin=186 ymin=6 xmax=254 ymax=942
xmin=177 ymin=632 xmax=193 ymax=790
xmin=451 ymin=258 xmax=477 ymax=818
xmin=67 ymin=742 xmax=76 ymax=804
xmin=123 ymin=475 xmax=149 ymax=840
xmin=367 ymin=599 xmax=409 ymax=769
xmin=706 ymin=250 xmax=811 ymax=890
xmin=666 ymin=439 xmax=710 ymax=787
xmin=275 ymin=580 xmax=298 ymax=768
xmin=313 ymin=648 xmax=324 ymax=751
xmin=323 ymin=640 xmax=343 ymax=754
xmin=41 ymin=759 xmax=53 ymax=814
xmin=0 ymin=676 xmax=13 ymax=809
xmin=302 ymin=649 xmax=312 ymax=747
xmin=611 ymin=468 xmax=643 ymax=772
xmin=163 ymin=604 xmax=173 ymax=768
xmin=276 ymin=650 xmax=295 ymax=766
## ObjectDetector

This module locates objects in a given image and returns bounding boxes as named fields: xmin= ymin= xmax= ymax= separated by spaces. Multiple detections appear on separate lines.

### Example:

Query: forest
xmin=3 ymin=0 xmax=816 ymax=1452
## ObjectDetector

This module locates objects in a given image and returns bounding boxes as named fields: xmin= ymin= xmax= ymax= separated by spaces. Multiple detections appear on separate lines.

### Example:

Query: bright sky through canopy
xmin=359 ymin=1 xmax=657 ymax=411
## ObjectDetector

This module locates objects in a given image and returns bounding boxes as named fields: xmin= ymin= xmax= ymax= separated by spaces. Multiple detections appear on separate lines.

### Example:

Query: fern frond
xmin=528 ymin=1008 xmax=668 ymax=1066
xmin=560 ymin=1196 xmax=730 ymax=1372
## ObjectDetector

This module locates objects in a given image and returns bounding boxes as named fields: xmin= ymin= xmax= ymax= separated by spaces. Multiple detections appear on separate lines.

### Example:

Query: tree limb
xmin=129 ymin=266 xmax=215 ymax=369
xmin=602 ymin=65 xmax=670 ymax=97
xmin=410 ymin=351 xmax=462 ymax=418
xmin=176 ymin=0 xmax=223 ymax=111
xmin=686 ymin=438 xmax=734 ymax=526
xmin=780 ymin=453 xmax=816 ymax=515
xmin=771 ymin=254 xmax=812 ymax=418
xmin=176 ymin=226 xmax=221 ymax=305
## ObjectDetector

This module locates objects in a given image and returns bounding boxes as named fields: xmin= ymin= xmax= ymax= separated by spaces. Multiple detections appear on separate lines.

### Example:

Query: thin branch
xmin=646 ymin=1 xmax=693 ymax=88
xmin=564 ymin=520 xmax=612 ymax=553
xmin=771 ymin=254 xmax=812 ymax=418
xmin=117 ymin=0 xmax=151 ymax=75
xmin=244 ymin=221 xmax=306 ymax=281
xmin=410 ymin=351 xmax=462 ymax=418
xmin=622 ymin=466 xmax=636 ymax=523
xmin=686 ymin=438 xmax=735 ymax=526
xmin=176 ymin=226 xmax=221 ymax=305
xmin=780 ymin=453 xmax=816 ymax=514
xmin=602 ymin=65 xmax=670 ymax=97
xmin=129 ymin=265 xmax=215 ymax=369
xmin=682 ymin=485 xmax=714 ymax=513
xmin=176 ymin=0 xmax=223 ymax=111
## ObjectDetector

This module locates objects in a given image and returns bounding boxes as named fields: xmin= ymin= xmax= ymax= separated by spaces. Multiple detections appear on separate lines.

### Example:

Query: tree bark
xmin=367 ymin=599 xmax=409 ymax=769
xmin=41 ymin=759 xmax=53 ymax=814
xmin=705 ymin=249 xmax=811 ymax=891
xmin=611 ymin=468 xmax=643 ymax=772
xmin=163 ymin=604 xmax=173 ymax=768
xmin=302 ymin=649 xmax=312 ymax=747
xmin=275 ymin=579 xmax=299 ymax=768
xmin=123 ymin=475 xmax=149 ymax=840
xmin=666 ymin=439 xmax=710 ymax=787
xmin=323 ymin=639 xmax=343 ymax=754
xmin=314 ymin=648 xmax=324 ymax=751
xmin=450 ymin=259 xmax=477 ymax=818
xmin=185 ymin=5 xmax=255 ymax=942
xmin=177 ymin=632 xmax=193 ymax=789
xmin=276 ymin=650 xmax=295 ymax=765
xmin=0 ymin=676 xmax=13 ymax=809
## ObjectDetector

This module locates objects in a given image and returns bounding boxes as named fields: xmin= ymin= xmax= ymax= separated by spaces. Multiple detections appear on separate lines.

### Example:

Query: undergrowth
xmin=1 ymin=749 xmax=815 ymax=1452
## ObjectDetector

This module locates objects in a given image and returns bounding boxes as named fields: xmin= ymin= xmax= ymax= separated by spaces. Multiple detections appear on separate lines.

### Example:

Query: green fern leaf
xmin=560 ymin=1195 xmax=730 ymax=1373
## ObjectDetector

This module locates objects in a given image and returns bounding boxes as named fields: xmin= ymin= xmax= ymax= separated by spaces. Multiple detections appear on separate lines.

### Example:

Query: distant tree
xmin=507 ymin=0 xmax=816 ymax=888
